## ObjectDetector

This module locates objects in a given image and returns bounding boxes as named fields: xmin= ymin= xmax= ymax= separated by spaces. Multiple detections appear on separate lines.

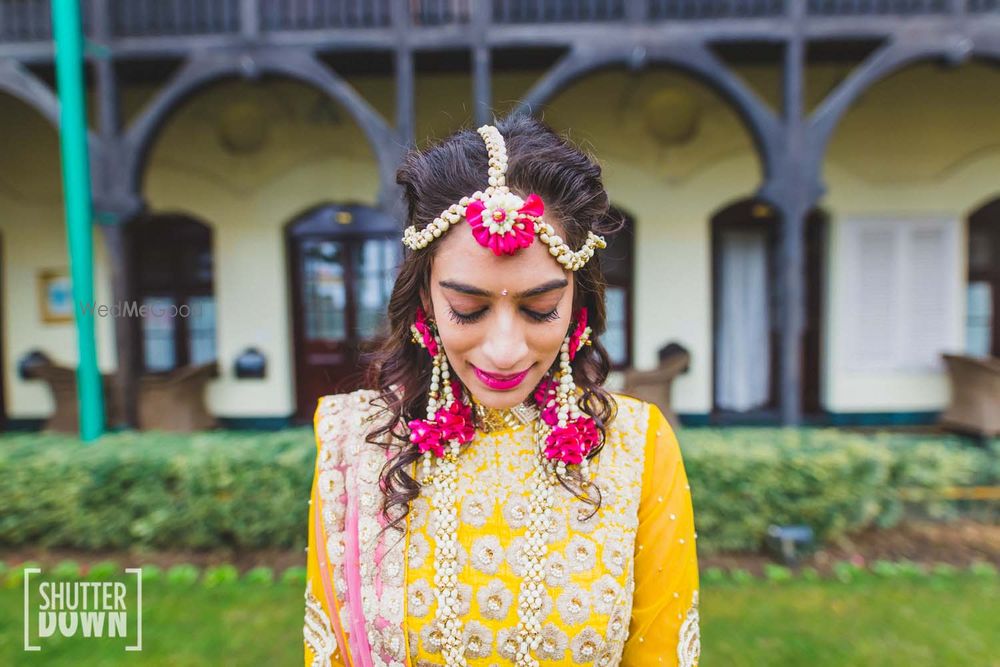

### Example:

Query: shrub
xmin=244 ymin=566 xmax=275 ymax=585
xmin=203 ymin=564 xmax=239 ymax=587
xmin=281 ymin=565 xmax=307 ymax=586
xmin=0 ymin=427 xmax=993 ymax=555
xmin=166 ymin=564 xmax=200 ymax=586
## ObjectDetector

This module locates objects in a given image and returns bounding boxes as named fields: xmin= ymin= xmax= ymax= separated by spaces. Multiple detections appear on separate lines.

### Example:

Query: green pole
xmin=52 ymin=0 xmax=104 ymax=441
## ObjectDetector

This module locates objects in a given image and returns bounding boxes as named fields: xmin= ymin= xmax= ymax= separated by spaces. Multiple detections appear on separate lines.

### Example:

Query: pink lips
xmin=473 ymin=365 xmax=530 ymax=391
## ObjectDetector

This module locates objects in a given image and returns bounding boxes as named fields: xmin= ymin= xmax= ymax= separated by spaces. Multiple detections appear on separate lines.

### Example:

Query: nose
xmin=480 ymin=306 xmax=530 ymax=371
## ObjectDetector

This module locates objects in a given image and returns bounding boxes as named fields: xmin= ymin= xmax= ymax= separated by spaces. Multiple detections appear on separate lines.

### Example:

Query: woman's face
xmin=425 ymin=215 xmax=575 ymax=410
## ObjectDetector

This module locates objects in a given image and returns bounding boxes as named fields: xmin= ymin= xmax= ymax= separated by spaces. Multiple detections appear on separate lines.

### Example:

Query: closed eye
xmin=447 ymin=306 xmax=560 ymax=324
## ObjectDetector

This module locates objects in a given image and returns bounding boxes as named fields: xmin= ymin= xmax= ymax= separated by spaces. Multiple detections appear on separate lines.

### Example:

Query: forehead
xmin=431 ymin=214 xmax=569 ymax=289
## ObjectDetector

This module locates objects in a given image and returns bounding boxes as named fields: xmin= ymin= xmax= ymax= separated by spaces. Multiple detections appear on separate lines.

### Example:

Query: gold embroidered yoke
xmin=304 ymin=390 xmax=700 ymax=667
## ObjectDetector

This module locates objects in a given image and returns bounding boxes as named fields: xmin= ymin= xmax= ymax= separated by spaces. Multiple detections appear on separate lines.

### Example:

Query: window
xmin=130 ymin=216 xmax=217 ymax=373
xmin=601 ymin=208 xmax=634 ymax=369
xmin=839 ymin=216 xmax=961 ymax=372
xmin=966 ymin=201 xmax=999 ymax=357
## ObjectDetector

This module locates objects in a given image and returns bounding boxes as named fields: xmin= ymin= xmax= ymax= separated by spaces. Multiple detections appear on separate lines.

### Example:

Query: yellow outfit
xmin=305 ymin=390 xmax=700 ymax=667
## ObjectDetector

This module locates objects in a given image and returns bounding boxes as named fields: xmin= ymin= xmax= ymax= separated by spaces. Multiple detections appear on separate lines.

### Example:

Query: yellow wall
xmin=1 ymin=59 xmax=997 ymax=420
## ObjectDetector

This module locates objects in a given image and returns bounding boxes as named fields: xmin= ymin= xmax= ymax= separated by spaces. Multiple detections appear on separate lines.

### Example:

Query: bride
xmin=304 ymin=114 xmax=700 ymax=667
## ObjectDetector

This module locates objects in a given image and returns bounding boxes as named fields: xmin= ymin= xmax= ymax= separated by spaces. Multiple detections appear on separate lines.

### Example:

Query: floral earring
xmin=408 ymin=306 xmax=474 ymax=465
xmin=533 ymin=307 xmax=598 ymax=479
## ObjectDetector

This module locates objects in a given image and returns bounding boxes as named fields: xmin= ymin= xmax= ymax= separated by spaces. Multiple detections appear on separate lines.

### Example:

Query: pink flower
xmin=544 ymin=416 xmax=600 ymax=465
xmin=407 ymin=417 xmax=446 ymax=457
xmin=412 ymin=306 xmax=438 ymax=357
xmin=435 ymin=399 xmax=475 ymax=445
xmin=465 ymin=192 xmax=544 ymax=256
xmin=407 ymin=390 xmax=475 ymax=458
xmin=568 ymin=307 xmax=589 ymax=360
xmin=533 ymin=377 xmax=559 ymax=426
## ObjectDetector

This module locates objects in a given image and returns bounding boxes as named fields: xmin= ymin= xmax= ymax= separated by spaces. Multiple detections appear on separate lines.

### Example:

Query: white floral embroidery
xmin=678 ymin=590 xmax=701 ymax=667
xmin=326 ymin=533 xmax=346 ymax=567
xmin=538 ymin=623 xmax=570 ymax=661
xmin=408 ymin=532 xmax=429 ymax=569
xmin=334 ymin=569 xmax=348 ymax=598
xmin=470 ymin=535 xmax=505 ymax=575
xmin=570 ymin=627 xmax=605 ymax=663
xmin=569 ymin=502 xmax=599 ymax=532
xmin=596 ymin=646 xmax=618 ymax=667
xmin=410 ymin=496 xmax=429 ymax=530
xmin=381 ymin=628 xmax=407 ymax=661
xmin=506 ymin=535 xmax=529 ymax=576
xmin=556 ymin=584 xmax=592 ymax=624
xmin=591 ymin=574 xmax=623 ymax=615
xmin=360 ymin=487 xmax=379 ymax=512
xmin=380 ymin=548 xmax=405 ymax=586
xmin=601 ymin=539 xmax=627 ymax=577
xmin=501 ymin=495 xmax=530 ymax=529
xmin=380 ymin=584 xmax=405 ymax=624
xmin=476 ymin=579 xmax=514 ymax=620
xmin=496 ymin=627 xmax=519 ymax=661
xmin=566 ymin=535 xmax=598 ymax=573
xmin=420 ymin=620 xmax=444 ymax=654
xmin=546 ymin=512 xmax=569 ymax=543
xmin=463 ymin=620 xmax=493 ymax=659
xmin=455 ymin=582 xmax=473 ymax=616
xmin=544 ymin=552 xmax=570 ymax=587
xmin=460 ymin=493 xmax=492 ymax=528
xmin=318 ymin=469 xmax=343 ymax=501
xmin=304 ymin=581 xmax=336 ymax=667
xmin=408 ymin=579 xmax=433 ymax=618
xmin=358 ymin=515 xmax=379 ymax=549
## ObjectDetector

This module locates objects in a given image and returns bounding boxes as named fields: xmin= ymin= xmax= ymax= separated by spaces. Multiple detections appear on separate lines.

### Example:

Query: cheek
xmin=434 ymin=317 xmax=478 ymax=357
xmin=527 ymin=317 xmax=571 ymax=362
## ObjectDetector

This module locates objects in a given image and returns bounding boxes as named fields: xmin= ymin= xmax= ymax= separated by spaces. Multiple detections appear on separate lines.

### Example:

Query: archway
xmin=710 ymin=199 xmax=827 ymax=419
xmin=285 ymin=203 xmax=400 ymax=422
xmin=515 ymin=44 xmax=781 ymax=183
xmin=122 ymin=51 xmax=399 ymax=209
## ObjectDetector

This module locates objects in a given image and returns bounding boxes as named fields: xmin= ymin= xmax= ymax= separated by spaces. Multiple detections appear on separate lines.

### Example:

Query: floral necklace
xmin=407 ymin=317 xmax=598 ymax=667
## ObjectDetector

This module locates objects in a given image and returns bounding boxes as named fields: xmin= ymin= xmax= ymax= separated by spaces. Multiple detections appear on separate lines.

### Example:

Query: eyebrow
xmin=439 ymin=278 xmax=568 ymax=299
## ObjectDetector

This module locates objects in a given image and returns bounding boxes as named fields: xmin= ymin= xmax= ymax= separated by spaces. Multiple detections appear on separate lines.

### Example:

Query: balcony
xmin=0 ymin=0 xmax=996 ymax=54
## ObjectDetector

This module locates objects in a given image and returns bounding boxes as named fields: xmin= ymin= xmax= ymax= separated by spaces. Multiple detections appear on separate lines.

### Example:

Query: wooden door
xmin=288 ymin=205 xmax=400 ymax=421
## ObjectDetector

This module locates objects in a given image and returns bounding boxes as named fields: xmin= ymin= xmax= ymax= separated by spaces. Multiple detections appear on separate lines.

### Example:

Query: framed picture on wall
xmin=38 ymin=268 xmax=74 ymax=324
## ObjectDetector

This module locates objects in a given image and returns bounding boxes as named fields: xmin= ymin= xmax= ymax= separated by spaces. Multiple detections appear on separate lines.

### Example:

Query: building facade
xmin=1 ymin=0 xmax=998 ymax=428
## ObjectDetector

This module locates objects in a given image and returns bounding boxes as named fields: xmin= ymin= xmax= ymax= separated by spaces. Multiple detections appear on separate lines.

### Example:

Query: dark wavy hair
xmin=366 ymin=114 xmax=623 ymax=535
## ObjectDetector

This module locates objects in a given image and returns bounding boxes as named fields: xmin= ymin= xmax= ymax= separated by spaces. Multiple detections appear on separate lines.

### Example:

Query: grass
xmin=1 ymin=572 xmax=996 ymax=666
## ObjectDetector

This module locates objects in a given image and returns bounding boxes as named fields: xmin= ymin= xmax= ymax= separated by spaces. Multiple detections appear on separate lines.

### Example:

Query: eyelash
xmin=447 ymin=306 xmax=560 ymax=325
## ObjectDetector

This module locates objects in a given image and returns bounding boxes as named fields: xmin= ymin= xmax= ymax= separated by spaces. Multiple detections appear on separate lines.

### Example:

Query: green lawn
xmin=1 ymin=574 xmax=997 ymax=665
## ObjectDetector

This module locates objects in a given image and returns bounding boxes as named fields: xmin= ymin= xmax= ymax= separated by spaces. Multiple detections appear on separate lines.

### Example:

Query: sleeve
xmin=304 ymin=400 xmax=349 ymax=667
xmin=620 ymin=404 xmax=701 ymax=667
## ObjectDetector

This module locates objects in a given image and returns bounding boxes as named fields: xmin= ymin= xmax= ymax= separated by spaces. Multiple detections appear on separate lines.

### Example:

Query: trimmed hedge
xmin=681 ymin=429 xmax=996 ymax=553
xmin=0 ymin=429 xmax=314 ymax=550
xmin=0 ymin=427 xmax=994 ymax=554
